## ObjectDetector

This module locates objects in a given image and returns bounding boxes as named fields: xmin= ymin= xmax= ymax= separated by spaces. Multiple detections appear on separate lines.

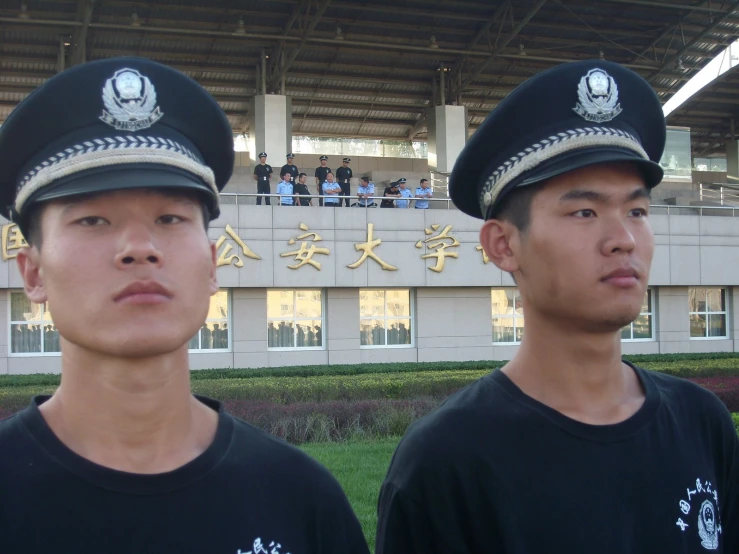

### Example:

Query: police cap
xmin=449 ymin=59 xmax=666 ymax=220
xmin=319 ymin=155 xmax=328 ymax=161
xmin=286 ymin=153 xmax=294 ymax=158
xmin=258 ymin=152 xmax=268 ymax=158
xmin=343 ymin=157 xmax=351 ymax=163
xmin=398 ymin=178 xmax=407 ymax=184
xmin=0 ymin=56 xmax=234 ymax=235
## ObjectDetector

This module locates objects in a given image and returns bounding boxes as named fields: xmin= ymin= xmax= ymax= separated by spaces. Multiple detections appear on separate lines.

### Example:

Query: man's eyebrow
xmin=559 ymin=189 xmax=609 ymax=203
xmin=559 ymin=187 xmax=651 ymax=203
xmin=627 ymin=187 xmax=651 ymax=201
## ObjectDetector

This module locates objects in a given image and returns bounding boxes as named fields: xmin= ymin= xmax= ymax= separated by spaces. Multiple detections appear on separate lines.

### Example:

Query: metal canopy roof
xmin=1 ymin=0 xmax=739 ymax=155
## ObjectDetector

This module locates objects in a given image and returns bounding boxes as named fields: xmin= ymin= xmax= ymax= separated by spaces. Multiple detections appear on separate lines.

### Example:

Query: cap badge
xmin=100 ymin=68 xmax=163 ymax=131
xmin=573 ymin=68 xmax=622 ymax=123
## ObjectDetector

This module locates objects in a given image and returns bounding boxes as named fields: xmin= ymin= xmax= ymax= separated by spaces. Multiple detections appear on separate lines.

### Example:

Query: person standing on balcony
xmin=252 ymin=152 xmax=273 ymax=206
xmin=336 ymin=157 xmax=353 ymax=207
xmin=314 ymin=155 xmax=331 ymax=207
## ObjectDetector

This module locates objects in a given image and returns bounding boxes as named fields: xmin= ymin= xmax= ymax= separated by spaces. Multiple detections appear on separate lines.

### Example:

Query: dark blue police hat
xmin=0 ymin=56 xmax=234 ymax=234
xmin=258 ymin=152 xmax=268 ymax=158
xmin=319 ymin=155 xmax=328 ymax=161
xmin=449 ymin=60 xmax=666 ymax=220
xmin=286 ymin=153 xmax=294 ymax=158
xmin=398 ymin=178 xmax=407 ymax=183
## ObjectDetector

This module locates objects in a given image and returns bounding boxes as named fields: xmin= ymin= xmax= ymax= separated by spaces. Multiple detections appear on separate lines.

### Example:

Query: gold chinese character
xmin=1 ymin=223 xmax=28 ymax=261
xmin=280 ymin=223 xmax=330 ymax=270
xmin=476 ymin=244 xmax=490 ymax=264
xmin=215 ymin=224 xmax=261 ymax=268
xmin=415 ymin=224 xmax=460 ymax=273
xmin=347 ymin=223 xmax=397 ymax=271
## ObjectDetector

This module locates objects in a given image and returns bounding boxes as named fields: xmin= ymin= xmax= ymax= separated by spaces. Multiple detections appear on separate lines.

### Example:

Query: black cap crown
xmin=0 ymin=56 xmax=234 ymax=234
xmin=449 ymin=60 xmax=666 ymax=220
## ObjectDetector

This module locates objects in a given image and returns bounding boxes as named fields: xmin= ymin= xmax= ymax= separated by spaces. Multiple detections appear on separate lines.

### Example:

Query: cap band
xmin=15 ymin=135 xmax=217 ymax=214
xmin=479 ymin=126 xmax=648 ymax=215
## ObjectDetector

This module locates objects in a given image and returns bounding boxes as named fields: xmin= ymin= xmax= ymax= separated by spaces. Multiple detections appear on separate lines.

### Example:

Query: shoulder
xmin=641 ymin=367 xmax=735 ymax=422
xmin=384 ymin=373 xmax=510 ymax=486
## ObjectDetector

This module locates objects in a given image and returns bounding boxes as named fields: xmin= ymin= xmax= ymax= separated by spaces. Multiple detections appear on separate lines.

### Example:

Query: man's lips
xmin=114 ymin=281 xmax=173 ymax=303
xmin=601 ymin=267 xmax=640 ymax=287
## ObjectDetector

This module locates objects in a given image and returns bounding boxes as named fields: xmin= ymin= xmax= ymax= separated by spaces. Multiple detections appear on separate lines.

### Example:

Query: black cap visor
xmin=490 ymin=147 xmax=663 ymax=218
xmin=17 ymin=164 xmax=219 ymax=231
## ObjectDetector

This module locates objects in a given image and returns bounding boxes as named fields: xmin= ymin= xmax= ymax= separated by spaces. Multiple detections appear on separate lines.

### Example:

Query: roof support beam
xmin=648 ymin=0 xmax=739 ymax=81
xmin=272 ymin=0 xmax=331 ymax=92
xmin=452 ymin=0 xmax=548 ymax=97
xmin=69 ymin=0 xmax=95 ymax=66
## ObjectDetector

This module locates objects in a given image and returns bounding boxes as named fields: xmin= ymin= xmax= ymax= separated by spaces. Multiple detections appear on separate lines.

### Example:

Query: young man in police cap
xmin=314 ymin=155 xmax=331 ymax=207
xmin=335 ymin=157 xmax=353 ymax=207
xmin=280 ymin=153 xmax=299 ymax=185
xmin=253 ymin=151 xmax=272 ymax=205
xmin=376 ymin=60 xmax=738 ymax=553
xmin=0 ymin=57 xmax=369 ymax=554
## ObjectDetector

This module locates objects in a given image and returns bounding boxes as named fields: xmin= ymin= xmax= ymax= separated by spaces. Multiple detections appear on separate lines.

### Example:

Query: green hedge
xmin=1 ymin=353 xmax=739 ymax=388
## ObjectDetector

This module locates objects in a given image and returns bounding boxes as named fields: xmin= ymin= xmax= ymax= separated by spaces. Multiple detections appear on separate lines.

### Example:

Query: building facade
xmin=2 ymin=202 xmax=739 ymax=375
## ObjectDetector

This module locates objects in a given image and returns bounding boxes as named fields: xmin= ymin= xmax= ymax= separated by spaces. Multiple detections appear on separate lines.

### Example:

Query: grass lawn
xmin=300 ymin=438 xmax=400 ymax=551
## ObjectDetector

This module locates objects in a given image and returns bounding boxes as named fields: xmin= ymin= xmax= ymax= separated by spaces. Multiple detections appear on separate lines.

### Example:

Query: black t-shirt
xmin=381 ymin=186 xmax=398 ymax=207
xmin=377 ymin=364 xmax=739 ymax=554
xmin=253 ymin=163 xmax=273 ymax=183
xmin=0 ymin=396 xmax=369 ymax=554
xmin=315 ymin=166 xmax=331 ymax=185
xmin=280 ymin=164 xmax=299 ymax=183
xmin=336 ymin=167 xmax=353 ymax=185
xmin=294 ymin=182 xmax=311 ymax=206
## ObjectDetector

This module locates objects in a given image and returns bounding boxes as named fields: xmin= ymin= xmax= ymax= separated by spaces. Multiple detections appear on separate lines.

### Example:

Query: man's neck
xmin=501 ymin=315 xmax=645 ymax=425
xmin=39 ymin=341 xmax=218 ymax=474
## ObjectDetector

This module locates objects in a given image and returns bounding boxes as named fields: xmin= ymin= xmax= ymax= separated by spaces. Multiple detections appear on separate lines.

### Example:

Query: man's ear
xmin=480 ymin=219 xmax=521 ymax=274
xmin=208 ymin=241 xmax=219 ymax=295
xmin=16 ymin=247 xmax=48 ymax=304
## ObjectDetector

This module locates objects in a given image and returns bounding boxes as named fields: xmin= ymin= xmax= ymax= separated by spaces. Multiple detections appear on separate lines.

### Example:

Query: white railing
xmin=699 ymin=183 xmax=739 ymax=205
xmin=219 ymin=192 xmax=454 ymax=209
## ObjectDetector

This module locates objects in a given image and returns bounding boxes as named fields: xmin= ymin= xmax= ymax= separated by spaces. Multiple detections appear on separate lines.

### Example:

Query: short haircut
xmin=25 ymin=188 xmax=211 ymax=249
xmin=327 ymin=172 xmax=334 ymax=177
xmin=282 ymin=171 xmax=292 ymax=178
xmin=420 ymin=178 xmax=429 ymax=184
xmin=298 ymin=172 xmax=307 ymax=179
xmin=361 ymin=176 xmax=370 ymax=183
xmin=489 ymin=182 xmax=545 ymax=234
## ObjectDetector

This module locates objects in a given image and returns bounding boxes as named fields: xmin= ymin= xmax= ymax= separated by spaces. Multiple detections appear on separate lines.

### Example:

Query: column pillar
xmin=248 ymin=95 xmax=292 ymax=168
xmin=427 ymin=105 xmax=468 ymax=174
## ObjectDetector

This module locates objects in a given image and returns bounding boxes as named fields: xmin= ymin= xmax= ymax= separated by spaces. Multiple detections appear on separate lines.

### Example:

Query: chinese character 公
xmin=215 ymin=224 xmax=261 ymax=268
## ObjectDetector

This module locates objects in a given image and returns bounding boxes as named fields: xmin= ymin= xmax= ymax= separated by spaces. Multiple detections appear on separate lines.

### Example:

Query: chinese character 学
xmin=1 ymin=223 xmax=29 ymax=261
xmin=215 ymin=224 xmax=261 ymax=268
xmin=347 ymin=223 xmax=397 ymax=271
xmin=280 ymin=223 xmax=330 ymax=270
xmin=415 ymin=224 xmax=460 ymax=273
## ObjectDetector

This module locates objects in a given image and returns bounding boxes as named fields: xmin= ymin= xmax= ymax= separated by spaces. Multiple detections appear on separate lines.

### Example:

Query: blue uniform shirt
xmin=276 ymin=180 xmax=294 ymax=205
xmin=396 ymin=187 xmax=413 ymax=208
xmin=415 ymin=186 xmax=432 ymax=209
xmin=322 ymin=181 xmax=341 ymax=204
xmin=357 ymin=183 xmax=375 ymax=206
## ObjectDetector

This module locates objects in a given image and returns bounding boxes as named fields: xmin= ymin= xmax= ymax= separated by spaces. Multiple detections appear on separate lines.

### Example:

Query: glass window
xmin=291 ymin=136 xmax=427 ymax=159
xmin=9 ymin=292 xmax=60 ymax=355
xmin=267 ymin=290 xmax=324 ymax=349
xmin=189 ymin=290 xmax=231 ymax=351
xmin=360 ymin=289 xmax=412 ymax=347
xmin=689 ymin=288 xmax=728 ymax=339
xmin=491 ymin=288 xmax=523 ymax=344
xmin=659 ymin=127 xmax=692 ymax=179
xmin=621 ymin=289 xmax=655 ymax=341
